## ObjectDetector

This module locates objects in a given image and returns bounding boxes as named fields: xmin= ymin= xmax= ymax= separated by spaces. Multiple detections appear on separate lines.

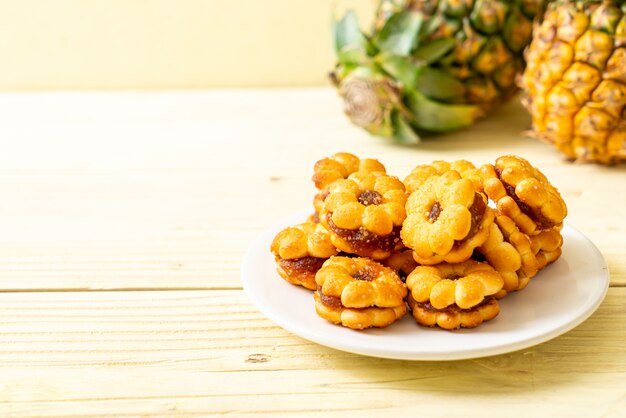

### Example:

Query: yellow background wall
xmin=0 ymin=0 xmax=377 ymax=90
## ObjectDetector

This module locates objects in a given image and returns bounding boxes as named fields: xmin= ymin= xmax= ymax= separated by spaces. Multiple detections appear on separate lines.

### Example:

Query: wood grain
xmin=0 ymin=289 xmax=624 ymax=417
xmin=0 ymin=288 xmax=626 ymax=417
xmin=0 ymin=90 xmax=623 ymax=416
xmin=0 ymin=90 xmax=623 ymax=290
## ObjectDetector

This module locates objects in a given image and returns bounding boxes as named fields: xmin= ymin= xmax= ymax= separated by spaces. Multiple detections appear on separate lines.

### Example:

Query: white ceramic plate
xmin=242 ymin=212 xmax=609 ymax=361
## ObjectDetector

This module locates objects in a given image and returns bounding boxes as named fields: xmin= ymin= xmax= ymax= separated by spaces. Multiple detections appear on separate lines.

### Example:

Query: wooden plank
xmin=0 ymin=289 xmax=624 ymax=417
xmin=0 ymin=90 xmax=623 ymax=290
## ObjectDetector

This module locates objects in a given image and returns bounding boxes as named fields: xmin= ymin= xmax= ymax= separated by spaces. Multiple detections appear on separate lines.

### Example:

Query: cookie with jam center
xmin=314 ymin=256 xmax=407 ymax=330
xmin=321 ymin=171 xmax=407 ymax=260
xmin=479 ymin=155 xmax=567 ymax=236
xmin=270 ymin=221 xmax=339 ymax=290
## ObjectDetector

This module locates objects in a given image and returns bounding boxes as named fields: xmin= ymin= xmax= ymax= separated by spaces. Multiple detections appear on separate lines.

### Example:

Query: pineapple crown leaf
xmin=406 ymin=91 xmax=483 ymax=133
xmin=391 ymin=111 xmax=421 ymax=144
xmin=332 ymin=10 xmax=369 ymax=65
xmin=373 ymin=9 xmax=423 ymax=56
xmin=374 ymin=53 xmax=419 ymax=88
xmin=414 ymin=67 xmax=466 ymax=102
xmin=374 ymin=54 xmax=465 ymax=103
xmin=413 ymin=38 xmax=457 ymax=64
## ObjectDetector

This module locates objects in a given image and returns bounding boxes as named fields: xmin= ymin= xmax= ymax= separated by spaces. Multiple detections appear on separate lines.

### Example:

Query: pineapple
xmin=331 ymin=0 xmax=547 ymax=143
xmin=520 ymin=0 xmax=626 ymax=164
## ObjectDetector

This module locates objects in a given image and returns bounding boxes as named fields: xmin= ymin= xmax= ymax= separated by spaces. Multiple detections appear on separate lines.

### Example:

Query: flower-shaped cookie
xmin=321 ymin=171 xmax=407 ymax=260
xmin=403 ymin=165 xmax=441 ymax=194
xmin=477 ymin=223 xmax=523 ymax=297
xmin=312 ymin=152 xmax=386 ymax=217
xmin=495 ymin=215 xmax=539 ymax=288
xmin=407 ymin=292 xmax=500 ymax=330
xmin=314 ymin=293 xmax=407 ymax=330
xmin=401 ymin=170 xmax=494 ymax=265
xmin=314 ymin=256 xmax=407 ymax=329
xmin=476 ymin=214 xmax=541 ymax=297
xmin=406 ymin=261 xmax=503 ymax=310
xmin=530 ymin=226 xmax=563 ymax=270
xmin=270 ymin=222 xmax=339 ymax=290
xmin=479 ymin=155 xmax=567 ymax=235
xmin=404 ymin=160 xmax=480 ymax=193
xmin=316 ymin=256 xmax=407 ymax=308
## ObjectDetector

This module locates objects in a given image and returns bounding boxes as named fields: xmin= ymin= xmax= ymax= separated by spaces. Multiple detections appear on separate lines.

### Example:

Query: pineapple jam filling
xmin=467 ymin=193 xmax=487 ymax=238
xmin=357 ymin=190 xmax=384 ymax=206
xmin=351 ymin=266 xmax=377 ymax=282
xmin=327 ymin=216 xmax=402 ymax=253
xmin=317 ymin=287 xmax=344 ymax=308
xmin=416 ymin=297 xmax=494 ymax=313
xmin=429 ymin=194 xmax=483 ymax=239
xmin=278 ymin=257 xmax=327 ymax=277
xmin=495 ymin=167 xmax=552 ymax=229
xmin=428 ymin=201 xmax=442 ymax=222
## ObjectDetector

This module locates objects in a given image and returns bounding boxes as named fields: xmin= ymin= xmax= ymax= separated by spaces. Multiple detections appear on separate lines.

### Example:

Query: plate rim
xmin=241 ymin=211 xmax=609 ymax=361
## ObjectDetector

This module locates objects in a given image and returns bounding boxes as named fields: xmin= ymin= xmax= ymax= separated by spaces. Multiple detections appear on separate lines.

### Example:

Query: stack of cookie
xmin=270 ymin=153 xmax=566 ymax=331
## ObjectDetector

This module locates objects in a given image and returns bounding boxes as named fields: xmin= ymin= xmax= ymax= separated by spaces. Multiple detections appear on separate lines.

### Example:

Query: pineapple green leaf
xmin=374 ymin=10 xmax=423 ymax=56
xmin=391 ymin=111 xmax=421 ymax=144
xmin=333 ymin=10 xmax=368 ymax=65
xmin=415 ymin=67 xmax=466 ymax=102
xmin=413 ymin=38 xmax=457 ymax=64
xmin=370 ymin=116 xmax=394 ymax=139
xmin=375 ymin=53 xmax=419 ymax=88
xmin=406 ymin=91 xmax=483 ymax=133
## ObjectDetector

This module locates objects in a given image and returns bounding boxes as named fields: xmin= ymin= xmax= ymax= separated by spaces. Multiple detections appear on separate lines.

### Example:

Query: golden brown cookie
xmin=316 ymin=256 xmax=407 ymax=308
xmin=401 ymin=170 xmax=494 ymax=265
xmin=407 ymin=292 xmax=500 ymax=330
xmin=314 ymin=292 xmax=407 ymax=330
xmin=496 ymin=215 xmax=539 ymax=290
xmin=381 ymin=249 xmax=418 ymax=280
xmin=403 ymin=165 xmax=441 ymax=194
xmin=321 ymin=171 xmax=407 ymax=260
xmin=314 ymin=256 xmax=407 ymax=330
xmin=405 ymin=261 xmax=503 ymax=310
xmin=479 ymin=155 xmax=567 ymax=235
xmin=404 ymin=160 xmax=479 ymax=193
xmin=477 ymin=223 xmax=523 ymax=297
xmin=477 ymin=215 xmax=540 ymax=297
xmin=530 ymin=226 xmax=563 ymax=270
xmin=270 ymin=222 xmax=339 ymax=290
xmin=312 ymin=152 xmax=386 ymax=190
xmin=312 ymin=153 xmax=386 ymax=215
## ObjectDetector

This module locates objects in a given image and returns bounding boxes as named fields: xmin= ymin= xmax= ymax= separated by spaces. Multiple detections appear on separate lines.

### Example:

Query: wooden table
xmin=0 ymin=89 xmax=624 ymax=417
